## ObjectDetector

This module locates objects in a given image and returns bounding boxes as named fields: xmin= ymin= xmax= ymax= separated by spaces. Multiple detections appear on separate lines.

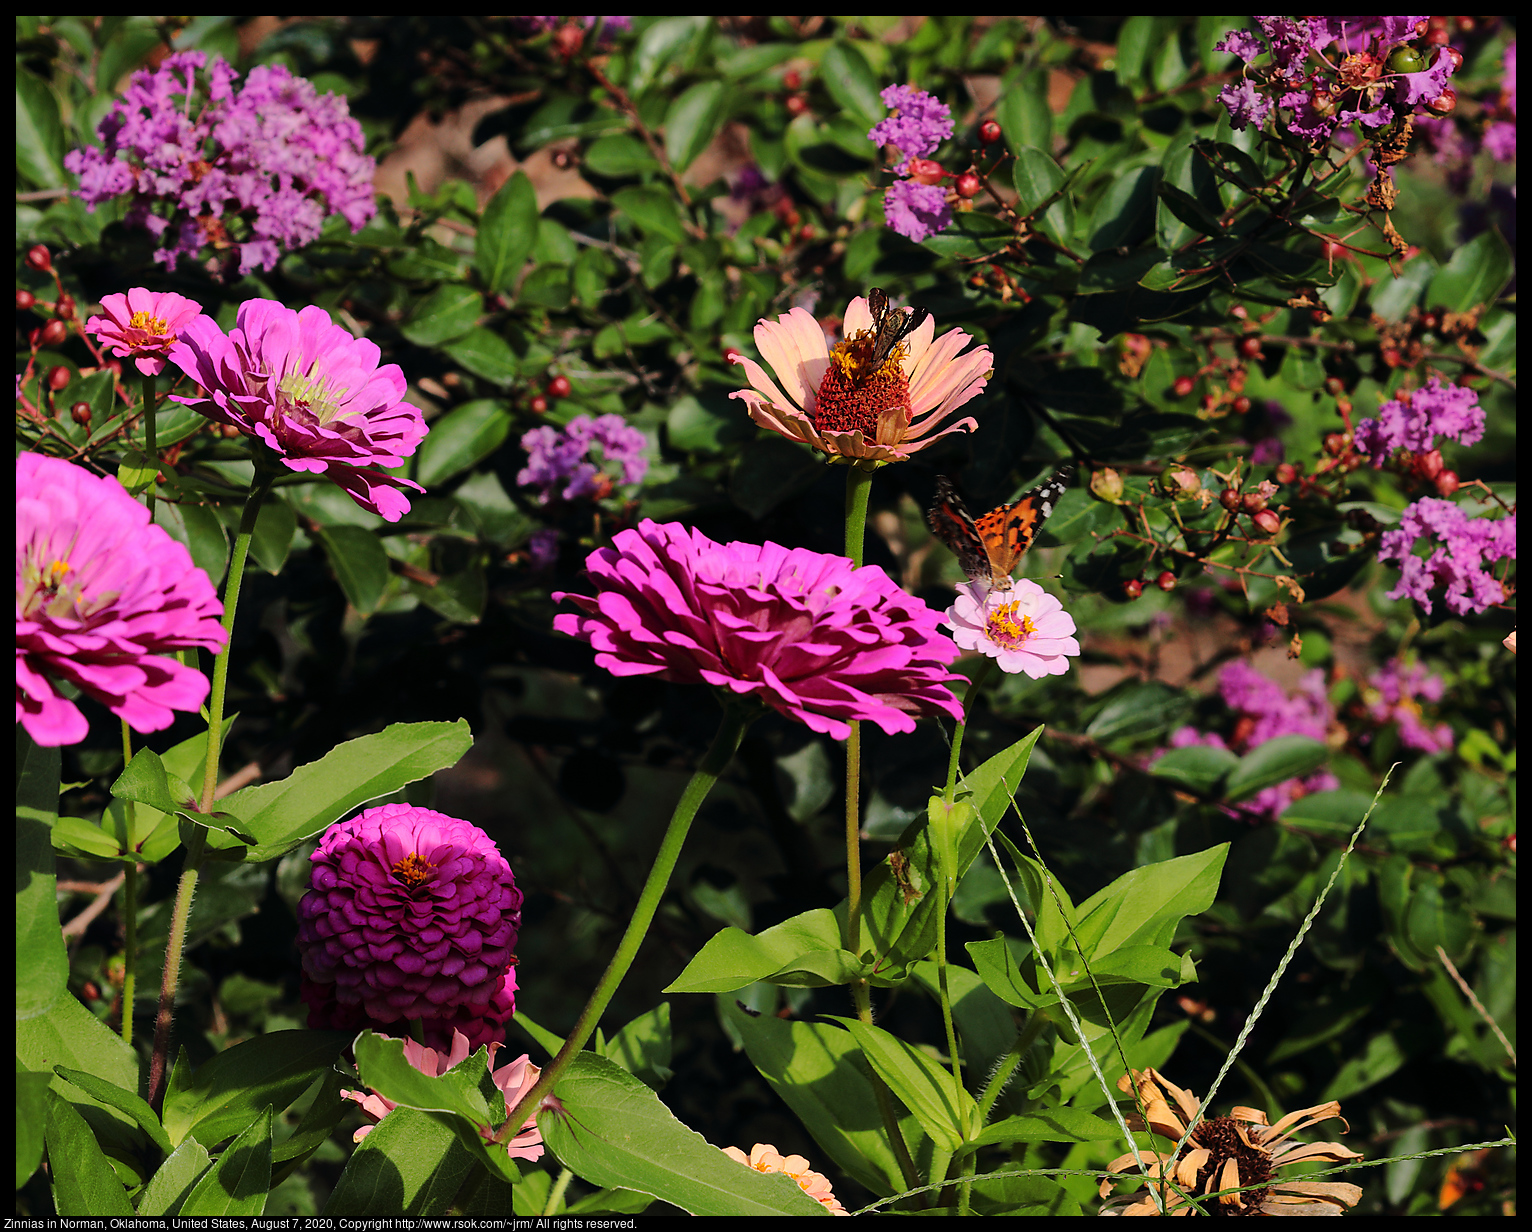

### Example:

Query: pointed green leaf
xmin=16 ymin=730 xmax=67 ymax=1017
xmin=54 ymin=1065 xmax=173 ymax=1154
xmin=664 ymin=79 xmax=728 ymax=171
xmin=179 ymin=1106 xmax=272 ymax=1215
xmin=664 ymin=908 xmax=856 ymax=993
xmin=831 ymin=1017 xmax=977 ymax=1150
xmin=44 ymin=1093 xmax=133 ymax=1215
xmin=475 ymin=169 xmax=539 ymax=296
xmin=137 ymin=1138 xmax=213 ymax=1217
xmin=1224 ymin=735 xmax=1328 ymax=803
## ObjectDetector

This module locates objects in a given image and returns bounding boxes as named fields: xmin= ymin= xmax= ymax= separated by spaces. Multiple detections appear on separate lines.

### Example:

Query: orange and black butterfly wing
xmin=926 ymin=475 xmax=992 ymax=584
xmin=932 ymin=466 xmax=1074 ymax=586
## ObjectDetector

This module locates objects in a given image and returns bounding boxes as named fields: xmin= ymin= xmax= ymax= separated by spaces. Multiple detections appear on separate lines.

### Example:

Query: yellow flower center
xmin=811 ymin=328 xmax=911 ymax=439
xmin=392 ymin=852 xmax=436 ymax=891
xmin=19 ymin=553 xmax=106 ymax=622
xmin=985 ymin=600 xmax=1036 ymax=649
xmin=278 ymin=361 xmax=349 ymax=425
xmin=129 ymin=310 xmax=171 ymax=336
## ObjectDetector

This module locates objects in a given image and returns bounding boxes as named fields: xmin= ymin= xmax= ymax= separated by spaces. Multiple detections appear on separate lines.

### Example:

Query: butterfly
xmin=927 ymin=466 xmax=1074 ymax=590
xmin=861 ymin=287 xmax=931 ymax=378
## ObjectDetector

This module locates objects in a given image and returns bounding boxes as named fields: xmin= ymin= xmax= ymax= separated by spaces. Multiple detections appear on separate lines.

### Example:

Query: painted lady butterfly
xmin=927 ymin=466 xmax=1074 ymax=589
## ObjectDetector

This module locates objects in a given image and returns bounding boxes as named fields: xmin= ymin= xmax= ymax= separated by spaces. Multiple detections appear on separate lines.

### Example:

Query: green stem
xmin=935 ymin=877 xmax=965 ymax=1108
xmin=542 ymin=1168 xmax=575 ymax=1216
xmin=844 ymin=462 xmax=874 ymax=565
xmin=498 ymin=700 xmax=753 ymax=1140
xmin=977 ymin=1012 xmax=1049 ymax=1123
xmin=944 ymin=658 xmax=997 ymax=802
xmin=140 ymin=371 xmax=158 ymax=521
xmin=200 ymin=472 xmax=273 ymax=813
xmin=117 ymin=719 xmax=137 ymax=1046
xmin=851 ymin=978 xmax=924 ymax=1202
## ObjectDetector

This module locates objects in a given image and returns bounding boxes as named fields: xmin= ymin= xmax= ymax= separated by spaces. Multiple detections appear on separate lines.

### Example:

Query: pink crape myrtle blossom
xmin=83 ymin=288 xmax=208 ymax=377
xmin=1377 ymin=499 xmax=1514 ymax=616
xmin=297 ymin=804 xmax=524 ymax=1048
xmin=168 ymin=299 xmax=427 ymax=522
xmin=1365 ymin=658 xmax=1453 ymax=753
xmin=553 ymin=520 xmax=965 ymax=740
xmin=728 ymin=293 xmax=992 ymax=463
xmin=1353 ymin=374 xmax=1486 ymax=465
xmin=723 ymin=1143 xmax=850 ymax=1215
xmin=943 ymin=579 xmax=1080 ymax=679
xmin=867 ymin=84 xmax=954 ymax=174
xmin=342 ymin=1028 xmax=544 ymax=1161
xmin=17 ymin=453 xmax=226 ymax=747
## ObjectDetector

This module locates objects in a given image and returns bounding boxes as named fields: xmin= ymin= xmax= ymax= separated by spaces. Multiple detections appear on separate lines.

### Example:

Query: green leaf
xmin=1224 ymin=735 xmax=1329 ymax=803
xmin=538 ymin=1052 xmax=830 ymax=1215
xmin=665 ymin=908 xmax=860 ymax=993
xmin=137 ymin=1138 xmax=213 ymax=1217
xmin=400 ymin=284 xmax=484 ymax=347
xmin=248 ymin=497 xmax=297 ymax=575
xmin=322 ymin=1105 xmax=476 ymax=1218
xmin=54 ymin=1066 xmax=173 ymax=1155
xmin=1012 ymin=146 xmax=1073 ymax=245
xmin=583 ymin=133 xmax=660 ymax=178
xmin=964 ymin=1107 xmax=1119 ymax=1150
xmin=16 ymin=994 xmax=141 ymax=1138
xmin=16 ymin=1068 xmax=50 ymax=1190
xmin=629 ymin=16 xmax=709 ymax=95
xmin=414 ymin=399 xmax=513 ymax=487
xmin=831 ymin=1017 xmax=978 ymax=1150
xmin=162 ymin=1031 xmax=351 ymax=1149
xmin=317 ymin=523 xmax=390 ymax=614
xmin=16 ymin=71 xmax=66 ymax=189
xmin=179 ymin=1106 xmax=272 ymax=1216
xmin=605 ymin=1004 xmax=674 ymax=1090
xmin=1085 ymin=681 xmax=1185 ymax=743
xmin=209 ymin=720 xmax=474 ymax=860
xmin=819 ymin=41 xmax=884 ymax=129
xmin=475 ymin=170 xmax=539 ymax=297
xmin=1426 ymin=228 xmax=1515 ymax=313
xmin=612 ymin=185 xmax=688 ymax=243
xmin=442 ymin=328 xmax=520 ymax=387
xmin=995 ymin=71 xmax=1052 ymax=153
xmin=1149 ymin=744 xmax=1238 ymax=793
xmin=664 ymin=79 xmax=729 ymax=171
xmin=16 ymin=729 xmax=67 ymax=1018
xmin=44 ymin=1093 xmax=133 ymax=1215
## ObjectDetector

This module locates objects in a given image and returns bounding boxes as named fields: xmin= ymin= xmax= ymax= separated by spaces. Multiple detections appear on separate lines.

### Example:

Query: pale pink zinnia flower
xmin=553 ymin=520 xmax=964 ymax=739
xmin=167 ymin=299 xmax=428 ymax=521
xmin=723 ymin=1142 xmax=850 ymax=1215
xmin=83 ymin=288 xmax=208 ymax=377
xmin=943 ymin=579 xmax=1079 ymax=678
xmin=342 ymin=1028 xmax=544 ymax=1161
xmin=16 ymin=453 xmax=227 ymax=747
xmin=728 ymin=291 xmax=992 ymax=462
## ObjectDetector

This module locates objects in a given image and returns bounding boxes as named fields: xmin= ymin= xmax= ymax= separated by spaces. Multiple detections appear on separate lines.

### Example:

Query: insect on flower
xmin=864 ymin=287 xmax=932 ymax=374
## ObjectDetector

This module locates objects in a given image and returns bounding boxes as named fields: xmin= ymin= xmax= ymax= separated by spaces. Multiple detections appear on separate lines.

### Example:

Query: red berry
xmin=16 ymin=288 xmax=36 ymax=310
xmin=1241 ymin=492 xmax=1268 ymax=515
xmin=1274 ymin=463 xmax=1298 ymax=485
xmin=1434 ymin=469 xmax=1460 ymax=496
xmin=1453 ymin=15 xmax=1475 ymax=33
xmin=906 ymin=158 xmax=945 ymax=185
xmin=1230 ymin=304 xmax=1248 ymax=320
xmin=529 ymin=395 xmax=549 ymax=415
xmin=1425 ymin=88 xmax=1457 ymax=116
xmin=1415 ymin=448 xmax=1444 ymax=481
xmin=55 ymin=293 xmax=75 ymax=320
xmin=70 ymin=401 xmax=91 ymax=426
xmin=547 ymin=374 xmax=572 ymax=399
xmin=1324 ymin=376 xmax=1345 ymax=396
xmin=1238 ymin=336 xmax=1262 ymax=359
xmin=785 ymin=94 xmax=809 ymax=117
xmin=1435 ymin=46 xmax=1464 ymax=72
xmin=798 ymin=224 xmax=815 ymax=241
xmin=1423 ymin=25 xmax=1449 ymax=46
xmin=1123 ymin=578 xmax=1144 ymax=599
xmin=1381 ymin=346 xmax=1402 ymax=367
xmin=1156 ymin=571 xmax=1175 ymax=592
xmin=1252 ymin=509 xmax=1282 ymax=535
xmin=1324 ymin=432 xmax=1349 ymax=456
xmin=1220 ymin=489 xmax=1242 ymax=513
xmin=1172 ymin=375 xmax=1195 ymax=397
xmin=40 ymin=319 xmax=67 ymax=346
xmin=783 ymin=70 xmax=803 ymax=91
xmin=979 ymin=119 xmax=1002 ymax=145
xmin=47 ymin=365 xmax=71 ymax=392
xmin=25 ymin=245 xmax=51 ymax=272
xmin=955 ymin=172 xmax=982 ymax=199
xmin=1233 ymin=395 xmax=1252 ymax=415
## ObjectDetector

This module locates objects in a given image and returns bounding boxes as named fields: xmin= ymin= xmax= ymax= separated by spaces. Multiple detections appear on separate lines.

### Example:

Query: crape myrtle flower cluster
xmin=516 ymin=413 xmax=649 ymax=505
xmin=16 ymin=453 xmax=227 ymax=748
xmin=1216 ymin=16 xmax=1459 ymax=150
xmin=868 ymin=85 xmax=955 ymax=243
xmin=1364 ymin=657 xmax=1453 ymax=754
xmin=168 ymin=299 xmax=428 ymax=522
xmin=1158 ymin=660 xmax=1339 ymax=818
xmin=64 ymin=50 xmax=376 ymax=276
xmin=1353 ymin=374 xmax=1486 ymax=465
xmin=1417 ymin=37 xmax=1516 ymax=183
xmin=297 ymin=804 xmax=524 ymax=1052
xmin=1377 ymin=498 xmax=1515 ymax=616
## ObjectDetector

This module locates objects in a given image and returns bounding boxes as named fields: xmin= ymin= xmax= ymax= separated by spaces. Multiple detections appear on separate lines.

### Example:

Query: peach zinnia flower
xmin=728 ymin=291 xmax=992 ymax=463
xmin=1098 ymin=1068 xmax=1363 ymax=1216
xmin=723 ymin=1142 xmax=850 ymax=1215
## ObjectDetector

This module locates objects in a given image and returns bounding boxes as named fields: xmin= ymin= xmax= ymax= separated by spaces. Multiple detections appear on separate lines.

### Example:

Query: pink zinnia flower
xmin=167 ymin=299 xmax=427 ymax=522
xmin=553 ymin=520 xmax=965 ymax=740
xmin=16 ymin=453 xmax=226 ymax=747
xmin=297 ymin=804 xmax=524 ymax=1048
xmin=342 ymin=1028 xmax=544 ymax=1160
xmin=943 ymin=579 xmax=1080 ymax=678
xmin=83 ymin=288 xmax=208 ymax=377
xmin=723 ymin=1143 xmax=850 ymax=1216
xmin=728 ymin=292 xmax=992 ymax=463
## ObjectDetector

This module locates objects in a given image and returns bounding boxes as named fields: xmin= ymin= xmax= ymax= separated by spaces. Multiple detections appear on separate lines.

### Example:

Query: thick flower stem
xmin=944 ymin=658 xmax=996 ymax=803
xmin=117 ymin=719 xmax=138 ymax=1046
xmin=140 ymin=371 xmax=158 ymax=520
xmin=498 ymin=701 xmax=753 ymax=1141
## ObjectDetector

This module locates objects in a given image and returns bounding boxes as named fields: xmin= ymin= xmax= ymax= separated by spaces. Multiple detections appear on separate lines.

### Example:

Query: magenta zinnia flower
xmin=729 ymin=293 xmax=991 ymax=463
xmin=342 ymin=1028 xmax=544 ymax=1161
xmin=943 ymin=579 xmax=1080 ymax=678
xmin=16 ymin=453 xmax=226 ymax=747
xmin=84 ymin=288 xmax=208 ymax=377
xmin=297 ymin=804 xmax=524 ymax=1048
xmin=168 ymin=299 xmax=427 ymax=521
xmin=553 ymin=520 xmax=965 ymax=739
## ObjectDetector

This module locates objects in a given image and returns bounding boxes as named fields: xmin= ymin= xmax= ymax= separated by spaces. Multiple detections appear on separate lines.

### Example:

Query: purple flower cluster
xmin=1377 ymin=498 xmax=1514 ymax=615
xmin=1216 ymin=17 xmax=1458 ymax=146
xmin=1365 ymin=658 xmax=1452 ymax=753
xmin=1158 ymin=661 xmax=1339 ymax=818
xmin=517 ymin=414 xmax=648 ymax=505
xmin=1353 ymin=374 xmax=1486 ymax=465
xmin=1417 ymin=38 xmax=1516 ymax=185
xmin=868 ymin=85 xmax=954 ymax=243
xmin=64 ymin=51 xmax=376 ymax=276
